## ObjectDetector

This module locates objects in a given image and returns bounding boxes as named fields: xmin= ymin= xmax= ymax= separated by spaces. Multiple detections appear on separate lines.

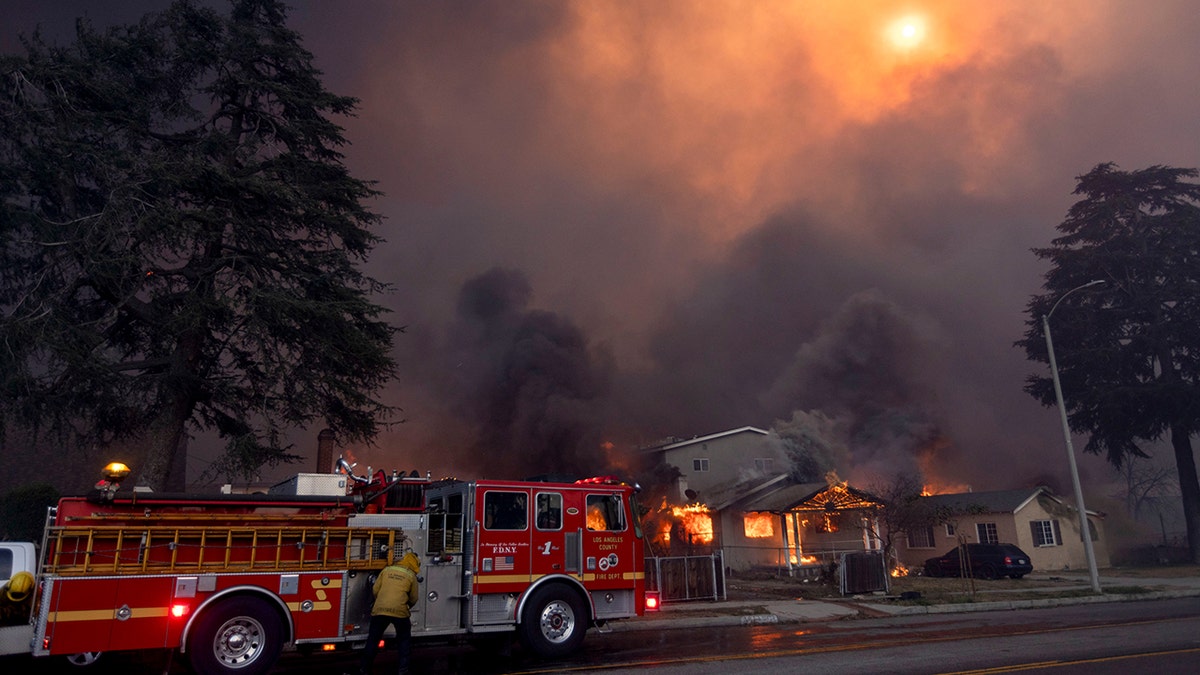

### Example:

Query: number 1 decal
xmin=539 ymin=541 xmax=553 ymax=555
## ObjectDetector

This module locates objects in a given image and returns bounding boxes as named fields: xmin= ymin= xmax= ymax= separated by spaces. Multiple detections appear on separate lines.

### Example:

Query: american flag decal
xmin=495 ymin=556 xmax=515 ymax=571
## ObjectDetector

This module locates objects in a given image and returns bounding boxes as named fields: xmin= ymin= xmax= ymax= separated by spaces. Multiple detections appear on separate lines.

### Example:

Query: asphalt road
xmin=583 ymin=597 xmax=1200 ymax=675
xmin=267 ymin=596 xmax=1200 ymax=674
xmin=8 ymin=596 xmax=1197 ymax=674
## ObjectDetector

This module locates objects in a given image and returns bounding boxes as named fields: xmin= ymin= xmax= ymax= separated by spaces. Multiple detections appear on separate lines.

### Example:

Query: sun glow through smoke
xmin=888 ymin=15 xmax=927 ymax=50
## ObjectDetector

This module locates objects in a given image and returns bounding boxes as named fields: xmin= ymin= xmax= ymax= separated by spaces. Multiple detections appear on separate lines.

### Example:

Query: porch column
xmin=779 ymin=512 xmax=793 ymax=576
xmin=792 ymin=512 xmax=804 ymax=561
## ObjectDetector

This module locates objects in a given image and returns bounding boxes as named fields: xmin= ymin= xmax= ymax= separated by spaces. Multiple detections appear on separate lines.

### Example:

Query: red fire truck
xmin=0 ymin=461 xmax=650 ymax=674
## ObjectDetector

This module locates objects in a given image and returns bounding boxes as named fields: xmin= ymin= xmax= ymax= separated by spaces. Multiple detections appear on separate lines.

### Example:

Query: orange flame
xmin=743 ymin=512 xmax=774 ymax=538
xmin=671 ymin=504 xmax=714 ymax=544
xmin=921 ymin=482 xmax=971 ymax=496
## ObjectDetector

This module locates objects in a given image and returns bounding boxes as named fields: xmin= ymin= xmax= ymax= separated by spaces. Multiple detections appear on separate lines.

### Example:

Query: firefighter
xmin=351 ymin=551 xmax=420 ymax=675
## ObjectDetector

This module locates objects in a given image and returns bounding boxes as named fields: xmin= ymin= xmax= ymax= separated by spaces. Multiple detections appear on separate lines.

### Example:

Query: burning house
xmin=643 ymin=427 xmax=1114 ymax=579
xmin=722 ymin=477 xmax=884 ymax=573
xmin=642 ymin=427 xmax=885 ymax=573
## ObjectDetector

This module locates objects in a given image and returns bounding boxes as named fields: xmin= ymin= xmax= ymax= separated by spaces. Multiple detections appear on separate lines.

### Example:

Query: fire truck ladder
xmin=43 ymin=524 xmax=404 ymax=576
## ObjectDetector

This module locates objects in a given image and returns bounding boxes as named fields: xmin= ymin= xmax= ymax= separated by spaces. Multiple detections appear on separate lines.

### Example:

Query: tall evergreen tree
xmin=0 ymin=0 xmax=398 ymax=489
xmin=1019 ymin=163 xmax=1200 ymax=563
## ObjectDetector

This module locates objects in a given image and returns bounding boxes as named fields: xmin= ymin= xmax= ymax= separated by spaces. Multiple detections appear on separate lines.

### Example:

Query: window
xmin=815 ymin=512 xmax=840 ymax=533
xmin=1030 ymin=519 xmax=1062 ymax=547
xmin=428 ymin=492 xmax=465 ymax=554
xmin=754 ymin=458 xmax=774 ymax=472
xmin=945 ymin=523 xmax=956 ymax=537
xmin=743 ymin=513 xmax=774 ymax=538
xmin=976 ymin=522 xmax=998 ymax=544
xmin=586 ymin=494 xmax=626 ymax=531
xmin=907 ymin=526 xmax=936 ymax=549
xmin=692 ymin=458 xmax=709 ymax=472
xmin=0 ymin=548 xmax=11 ymax=578
xmin=484 ymin=491 xmax=528 ymax=530
xmin=535 ymin=493 xmax=563 ymax=530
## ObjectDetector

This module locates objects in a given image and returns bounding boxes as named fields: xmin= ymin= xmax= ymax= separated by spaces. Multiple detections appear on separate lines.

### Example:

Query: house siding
xmin=719 ymin=510 xmax=780 ymax=571
xmin=658 ymin=428 xmax=779 ymax=499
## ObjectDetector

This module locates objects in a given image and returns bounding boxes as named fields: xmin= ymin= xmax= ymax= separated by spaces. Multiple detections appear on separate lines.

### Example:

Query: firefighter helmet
xmin=4 ymin=571 xmax=34 ymax=603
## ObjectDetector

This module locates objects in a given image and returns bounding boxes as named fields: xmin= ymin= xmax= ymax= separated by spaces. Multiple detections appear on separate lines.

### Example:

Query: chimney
xmin=316 ymin=429 xmax=336 ymax=474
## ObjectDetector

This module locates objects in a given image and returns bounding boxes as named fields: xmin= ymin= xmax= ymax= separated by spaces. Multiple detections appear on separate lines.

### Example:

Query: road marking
xmin=945 ymin=647 xmax=1200 ymax=673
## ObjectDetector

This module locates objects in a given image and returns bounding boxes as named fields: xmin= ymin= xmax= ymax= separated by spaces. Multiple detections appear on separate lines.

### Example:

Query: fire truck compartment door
xmin=41 ymin=577 xmax=115 ymax=656
xmin=42 ymin=576 xmax=174 ymax=655
xmin=340 ymin=571 xmax=374 ymax=639
xmin=415 ymin=560 xmax=463 ymax=633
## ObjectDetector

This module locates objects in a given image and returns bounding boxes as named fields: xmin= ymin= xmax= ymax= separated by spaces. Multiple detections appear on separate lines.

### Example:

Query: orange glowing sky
xmin=7 ymin=1 xmax=1199 ymax=489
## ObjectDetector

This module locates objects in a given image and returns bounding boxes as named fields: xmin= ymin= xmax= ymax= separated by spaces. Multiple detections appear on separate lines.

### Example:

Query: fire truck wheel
xmin=518 ymin=584 xmax=587 ymax=658
xmin=188 ymin=596 xmax=284 ymax=675
xmin=63 ymin=651 xmax=102 ymax=667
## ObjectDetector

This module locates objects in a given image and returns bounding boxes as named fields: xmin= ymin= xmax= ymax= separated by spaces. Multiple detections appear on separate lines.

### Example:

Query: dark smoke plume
xmin=763 ymin=290 xmax=951 ymax=484
xmin=441 ymin=268 xmax=613 ymax=477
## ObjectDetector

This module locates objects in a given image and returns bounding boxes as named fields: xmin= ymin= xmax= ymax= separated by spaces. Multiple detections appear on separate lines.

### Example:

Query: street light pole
xmin=1043 ymin=279 xmax=1104 ymax=594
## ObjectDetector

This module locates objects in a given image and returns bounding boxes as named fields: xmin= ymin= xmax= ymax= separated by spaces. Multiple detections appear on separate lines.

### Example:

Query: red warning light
xmin=645 ymin=592 xmax=661 ymax=611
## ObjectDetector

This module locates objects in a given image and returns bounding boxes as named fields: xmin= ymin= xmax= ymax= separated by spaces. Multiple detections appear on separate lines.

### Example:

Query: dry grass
xmin=886 ymin=574 xmax=1085 ymax=604
xmin=1080 ymin=564 xmax=1200 ymax=579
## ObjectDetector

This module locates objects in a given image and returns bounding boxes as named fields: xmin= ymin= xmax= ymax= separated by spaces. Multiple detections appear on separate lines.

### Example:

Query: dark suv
xmin=923 ymin=543 xmax=1033 ymax=579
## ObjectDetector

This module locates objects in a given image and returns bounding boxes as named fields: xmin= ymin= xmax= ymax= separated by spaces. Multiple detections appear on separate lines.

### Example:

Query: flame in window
xmin=743 ymin=512 xmax=774 ymax=538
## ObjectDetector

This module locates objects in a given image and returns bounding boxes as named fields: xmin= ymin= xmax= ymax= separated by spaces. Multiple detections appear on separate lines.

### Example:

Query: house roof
xmin=921 ymin=487 xmax=1105 ymax=518
xmin=705 ymin=473 xmax=791 ymax=512
xmin=740 ymin=481 xmax=826 ymax=512
xmin=734 ymin=480 xmax=882 ymax=513
xmin=641 ymin=426 xmax=769 ymax=454
xmin=920 ymin=487 xmax=1047 ymax=514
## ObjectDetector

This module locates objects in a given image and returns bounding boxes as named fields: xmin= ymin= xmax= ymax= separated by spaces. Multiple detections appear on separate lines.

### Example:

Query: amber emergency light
xmin=103 ymin=462 xmax=132 ymax=481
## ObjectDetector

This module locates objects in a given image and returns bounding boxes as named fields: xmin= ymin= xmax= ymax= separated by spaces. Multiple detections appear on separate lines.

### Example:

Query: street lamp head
xmin=1046 ymin=279 xmax=1106 ymax=321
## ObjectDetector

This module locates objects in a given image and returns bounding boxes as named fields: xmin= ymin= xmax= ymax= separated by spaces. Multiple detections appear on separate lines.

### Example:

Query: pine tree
xmin=0 ymin=0 xmax=398 ymax=488
xmin=1019 ymin=163 xmax=1200 ymax=563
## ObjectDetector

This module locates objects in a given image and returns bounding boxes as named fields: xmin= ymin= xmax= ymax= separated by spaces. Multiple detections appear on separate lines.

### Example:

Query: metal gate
xmin=645 ymin=552 xmax=726 ymax=602
xmin=839 ymin=551 xmax=889 ymax=595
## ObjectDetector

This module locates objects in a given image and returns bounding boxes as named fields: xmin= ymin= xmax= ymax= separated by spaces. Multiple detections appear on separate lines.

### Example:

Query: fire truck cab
xmin=409 ymin=477 xmax=646 ymax=656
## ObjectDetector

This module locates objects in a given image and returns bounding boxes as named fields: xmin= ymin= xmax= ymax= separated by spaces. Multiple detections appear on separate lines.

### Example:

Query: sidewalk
xmin=612 ymin=571 xmax=1200 ymax=632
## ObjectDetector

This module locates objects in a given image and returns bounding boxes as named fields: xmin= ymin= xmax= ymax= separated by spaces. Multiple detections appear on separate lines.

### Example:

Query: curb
xmin=614 ymin=588 xmax=1200 ymax=630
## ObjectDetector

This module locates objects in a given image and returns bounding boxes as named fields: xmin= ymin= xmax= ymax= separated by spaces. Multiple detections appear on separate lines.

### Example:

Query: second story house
xmin=643 ymin=426 xmax=882 ymax=572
